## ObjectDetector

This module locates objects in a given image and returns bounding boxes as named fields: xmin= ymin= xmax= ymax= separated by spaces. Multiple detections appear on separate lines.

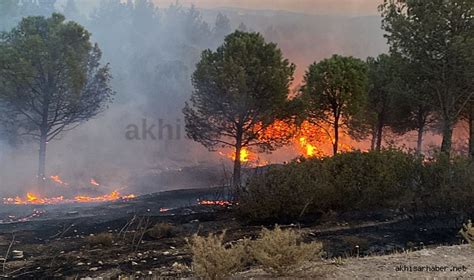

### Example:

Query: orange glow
xmin=50 ymin=175 xmax=68 ymax=186
xmin=90 ymin=178 xmax=100 ymax=186
xmin=299 ymin=137 xmax=316 ymax=157
xmin=218 ymin=119 xmax=355 ymax=164
xmin=4 ymin=191 xmax=135 ymax=205
xmin=239 ymin=148 xmax=249 ymax=162
xmin=219 ymin=147 xmax=252 ymax=163
xmin=198 ymin=199 xmax=233 ymax=207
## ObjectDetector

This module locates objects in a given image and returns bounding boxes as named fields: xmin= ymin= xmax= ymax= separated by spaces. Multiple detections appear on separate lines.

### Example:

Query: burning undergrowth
xmin=0 ymin=186 xmax=465 ymax=279
xmin=2 ymin=175 xmax=136 ymax=206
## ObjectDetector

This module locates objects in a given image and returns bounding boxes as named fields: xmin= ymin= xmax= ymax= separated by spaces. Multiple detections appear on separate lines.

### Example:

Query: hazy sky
xmin=152 ymin=0 xmax=381 ymax=16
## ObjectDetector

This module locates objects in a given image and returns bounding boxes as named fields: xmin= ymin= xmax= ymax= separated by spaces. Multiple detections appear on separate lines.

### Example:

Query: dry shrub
xmin=85 ymin=232 xmax=114 ymax=247
xmin=147 ymin=223 xmax=176 ymax=239
xmin=251 ymin=226 xmax=323 ymax=275
xmin=190 ymin=231 xmax=247 ymax=280
xmin=459 ymin=219 xmax=474 ymax=245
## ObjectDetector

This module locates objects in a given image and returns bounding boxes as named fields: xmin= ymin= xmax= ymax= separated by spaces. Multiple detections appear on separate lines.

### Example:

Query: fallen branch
xmin=3 ymin=234 xmax=15 ymax=273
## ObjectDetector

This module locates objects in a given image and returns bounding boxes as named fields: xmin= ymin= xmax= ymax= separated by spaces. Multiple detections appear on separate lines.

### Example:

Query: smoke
xmin=0 ymin=0 xmax=392 ymax=195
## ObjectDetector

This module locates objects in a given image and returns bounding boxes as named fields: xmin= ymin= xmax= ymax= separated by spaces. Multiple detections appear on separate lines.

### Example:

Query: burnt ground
xmin=0 ymin=187 xmax=468 ymax=279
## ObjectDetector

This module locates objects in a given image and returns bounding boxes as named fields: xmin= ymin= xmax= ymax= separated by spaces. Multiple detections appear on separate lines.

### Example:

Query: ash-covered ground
xmin=0 ymin=186 xmax=465 ymax=279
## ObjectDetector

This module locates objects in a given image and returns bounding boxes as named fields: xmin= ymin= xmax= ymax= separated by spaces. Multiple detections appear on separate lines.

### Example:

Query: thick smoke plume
xmin=0 ymin=0 xmax=388 ymax=195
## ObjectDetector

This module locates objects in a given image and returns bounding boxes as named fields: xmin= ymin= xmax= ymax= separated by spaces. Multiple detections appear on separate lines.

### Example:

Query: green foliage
xmin=366 ymin=54 xmax=408 ymax=150
xmin=0 ymin=13 xmax=113 ymax=180
xmin=184 ymin=31 xmax=296 ymax=186
xmin=184 ymin=31 xmax=295 ymax=151
xmin=413 ymin=155 xmax=474 ymax=215
xmin=380 ymin=0 xmax=474 ymax=153
xmin=239 ymin=150 xmax=440 ymax=222
xmin=238 ymin=160 xmax=330 ymax=223
xmin=323 ymin=149 xmax=420 ymax=211
xmin=301 ymin=55 xmax=369 ymax=154
xmin=240 ymin=150 xmax=474 ymax=223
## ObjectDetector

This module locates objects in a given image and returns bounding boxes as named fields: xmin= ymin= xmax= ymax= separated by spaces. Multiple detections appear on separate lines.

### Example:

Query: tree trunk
xmin=469 ymin=106 xmax=474 ymax=158
xmin=333 ymin=114 xmax=339 ymax=155
xmin=370 ymin=128 xmax=377 ymax=151
xmin=232 ymin=144 xmax=242 ymax=189
xmin=37 ymin=130 xmax=47 ymax=191
xmin=232 ymin=128 xmax=243 ymax=190
xmin=416 ymin=126 xmax=424 ymax=155
xmin=375 ymin=115 xmax=384 ymax=152
xmin=440 ymin=120 xmax=453 ymax=155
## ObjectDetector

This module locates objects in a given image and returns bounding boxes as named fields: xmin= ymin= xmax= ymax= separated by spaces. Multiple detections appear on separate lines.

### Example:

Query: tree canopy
xmin=301 ymin=55 xmax=368 ymax=155
xmin=381 ymin=0 xmax=474 ymax=154
xmin=0 ymin=13 xmax=113 ymax=187
xmin=183 ymin=31 xmax=295 ymax=187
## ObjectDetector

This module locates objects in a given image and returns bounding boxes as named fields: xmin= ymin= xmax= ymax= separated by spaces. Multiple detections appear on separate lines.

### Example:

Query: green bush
xmin=238 ymin=159 xmax=330 ymax=223
xmin=414 ymin=155 xmax=474 ymax=216
xmin=239 ymin=150 xmax=474 ymax=223
xmin=238 ymin=149 xmax=444 ymax=222
xmin=322 ymin=149 xmax=421 ymax=211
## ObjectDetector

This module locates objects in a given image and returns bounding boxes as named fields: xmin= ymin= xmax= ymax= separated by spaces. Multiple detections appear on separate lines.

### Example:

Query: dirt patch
xmin=329 ymin=245 xmax=474 ymax=279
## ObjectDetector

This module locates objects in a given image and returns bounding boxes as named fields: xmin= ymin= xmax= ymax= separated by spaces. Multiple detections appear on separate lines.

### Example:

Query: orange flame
xmin=299 ymin=137 xmax=316 ymax=157
xmin=90 ymin=178 xmax=100 ymax=187
xmin=4 ymin=191 xmax=135 ymax=205
xmin=198 ymin=199 xmax=233 ymax=207
xmin=50 ymin=175 xmax=68 ymax=186
xmin=219 ymin=148 xmax=251 ymax=163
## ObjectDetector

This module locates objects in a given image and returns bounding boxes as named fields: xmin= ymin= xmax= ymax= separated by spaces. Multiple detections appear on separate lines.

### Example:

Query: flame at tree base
xmin=3 ymin=191 xmax=136 ymax=205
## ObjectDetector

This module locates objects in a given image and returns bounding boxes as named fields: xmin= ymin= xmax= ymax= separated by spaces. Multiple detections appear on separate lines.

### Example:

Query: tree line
xmin=0 ymin=0 xmax=234 ymax=190
xmin=0 ymin=1 xmax=472 ymax=190
xmin=184 ymin=0 xmax=474 ymax=187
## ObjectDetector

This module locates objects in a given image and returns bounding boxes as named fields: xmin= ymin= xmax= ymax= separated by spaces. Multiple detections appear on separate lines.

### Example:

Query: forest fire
xmin=298 ymin=137 xmax=317 ymax=157
xmin=218 ymin=120 xmax=355 ymax=163
xmin=50 ymin=175 xmax=68 ymax=186
xmin=219 ymin=148 xmax=251 ymax=162
xmin=3 ymin=191 xmax=136 ymax=205
xmin=198 ymin=199 xmax=234 ymax=207
xmin=90 ymin=178 xmax=100 ymax=186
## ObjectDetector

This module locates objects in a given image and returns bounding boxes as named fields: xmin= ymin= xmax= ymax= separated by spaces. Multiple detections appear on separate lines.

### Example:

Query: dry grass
xmin=459 ymin=219 xmax=474 ymax=245
xmin=190 ymin=231 xmax=248 ymax=280
xmin=147 ymin=223 xmax=176 ymax=239
xmin=85 ymin=233 xmax=114 ymax=247
xmin=251 ymin=226 xmax=323 ymax=275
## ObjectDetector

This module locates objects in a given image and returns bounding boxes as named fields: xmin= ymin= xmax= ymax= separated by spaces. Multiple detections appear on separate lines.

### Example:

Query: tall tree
xmin=0 ymin=14 xmax=113 ymax=188
xmin=183 ymin=31 xmax=295 ymax=188
xmin=301 ymin=55 xmax=368 ymax=155
xmin=213 ymin=12 xmax=231 ymax=42
xmin=381 ymin=0 xmax=474 ymax=155
xmin=389 ymin=58 xmax=435 ymax=154
xmin=460 ymin=99 xmax=474 ymax=157
xmin=366 ymin=54 xmax=402 ymax=151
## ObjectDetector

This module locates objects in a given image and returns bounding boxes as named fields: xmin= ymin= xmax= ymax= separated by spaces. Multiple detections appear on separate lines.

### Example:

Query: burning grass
xmin=3 ymin=191 xmax=136 ymax=205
